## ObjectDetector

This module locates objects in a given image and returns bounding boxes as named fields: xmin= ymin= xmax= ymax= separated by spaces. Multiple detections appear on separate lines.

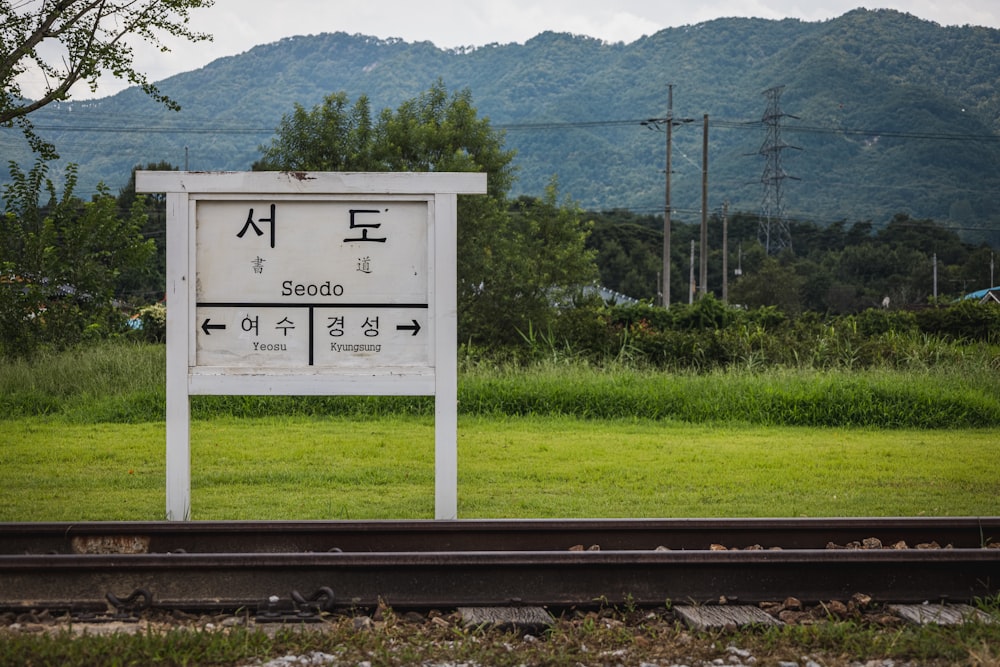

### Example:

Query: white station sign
xmin=136 ymin=171 xmax=487 ymax=521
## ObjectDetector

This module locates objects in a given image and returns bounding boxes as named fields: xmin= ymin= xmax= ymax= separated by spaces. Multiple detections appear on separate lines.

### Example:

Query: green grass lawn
xmin=1 ymin=416 xmax=996 ymax=521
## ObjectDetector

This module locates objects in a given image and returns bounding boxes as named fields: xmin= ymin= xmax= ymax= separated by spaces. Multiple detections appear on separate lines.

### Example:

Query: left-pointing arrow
xmin=201 ymin=319 xmax=226 ymax=335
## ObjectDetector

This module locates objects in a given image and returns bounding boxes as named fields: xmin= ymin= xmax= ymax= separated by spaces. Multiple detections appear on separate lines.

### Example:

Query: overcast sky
xmin=49 ymin=0 xmax=1000 ymax=99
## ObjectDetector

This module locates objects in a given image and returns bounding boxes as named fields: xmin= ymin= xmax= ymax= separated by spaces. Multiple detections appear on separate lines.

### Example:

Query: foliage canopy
xmin=256 ymin=82 xmax=598 ymax=344
xmin=0 ymin=0 xmax=213 ymax=157
xmin=0 ymin=160 xmax=154 ymax=357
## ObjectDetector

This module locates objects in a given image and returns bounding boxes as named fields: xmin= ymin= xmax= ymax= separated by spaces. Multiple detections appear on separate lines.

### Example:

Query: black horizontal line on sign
xmin=197 ymin=302 xmax=429 ymax=309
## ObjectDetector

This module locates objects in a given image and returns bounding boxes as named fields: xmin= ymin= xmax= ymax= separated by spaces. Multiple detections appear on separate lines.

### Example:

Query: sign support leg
xmin=165 ymin=192 xmax=191 ymax=521
xmin=434 ymin=193 xmax=458 ymax=520
xmin=165 ymin=394 xmax=191 ymax=521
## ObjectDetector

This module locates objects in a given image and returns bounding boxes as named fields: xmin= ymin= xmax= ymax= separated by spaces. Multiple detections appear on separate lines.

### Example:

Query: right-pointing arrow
xmin=396 ymin=319 xmax=421 ymax=336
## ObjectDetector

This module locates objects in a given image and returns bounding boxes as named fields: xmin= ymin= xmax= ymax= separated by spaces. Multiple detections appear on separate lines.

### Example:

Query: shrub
xmin=671 ymin=294 xmax=734 ymax=331
xmin=853 ymin=307 xmax=918 ymax=338
xmin=916 ymin=300 xmax=1000 ymax=342
xmin=132 ymin=303 xmax=167 ymax=343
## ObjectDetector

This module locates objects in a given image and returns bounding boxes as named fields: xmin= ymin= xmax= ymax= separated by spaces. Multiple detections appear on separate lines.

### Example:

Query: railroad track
xmin=1 ymin=518 xmax=998 ymax=618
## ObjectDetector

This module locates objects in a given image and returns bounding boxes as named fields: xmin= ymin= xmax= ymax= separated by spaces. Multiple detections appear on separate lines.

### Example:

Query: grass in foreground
xmin=1 ymin=599 xmax=999 ymax=667
xmin=1 ymin=416 xmax=997 ymax=521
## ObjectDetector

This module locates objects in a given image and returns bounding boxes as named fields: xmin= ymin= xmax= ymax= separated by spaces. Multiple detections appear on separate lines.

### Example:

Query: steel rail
xmin=3 ymin=517 xmax=998 ymax=554
xmin=1 ymin=519 xmax=997 ymax=613
xmin=0 ymin=549 xmax=996 ymax=612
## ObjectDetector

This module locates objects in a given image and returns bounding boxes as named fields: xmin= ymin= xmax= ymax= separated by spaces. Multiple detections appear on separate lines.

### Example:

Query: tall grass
xmin=0 ymin=341 xmax=167 ymax=420
xmin=458 ymin=362 xmax=1000 ymax=427
xmin=1 ymin=341 xmax=998 ymax=427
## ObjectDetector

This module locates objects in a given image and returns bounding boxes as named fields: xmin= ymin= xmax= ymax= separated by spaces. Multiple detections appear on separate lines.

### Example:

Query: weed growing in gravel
xmin=2 ymin=603 xmax=999 ymax=667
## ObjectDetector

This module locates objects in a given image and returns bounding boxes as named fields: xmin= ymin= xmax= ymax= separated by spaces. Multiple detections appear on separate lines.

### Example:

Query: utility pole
xmin=722 ymin=201 xmax=729 ymax=303
xmin=699 ymin=113 xmax=709 ymax=297
xmin=689 ymin=239 xmax=696 ymax=304
xmin=664 ymin=86 xmax=674 ymax=308
xmin=933 ymin=253 xmax=938 ymax=300
xmin=644 ymin=85 xmax=693 ymax=308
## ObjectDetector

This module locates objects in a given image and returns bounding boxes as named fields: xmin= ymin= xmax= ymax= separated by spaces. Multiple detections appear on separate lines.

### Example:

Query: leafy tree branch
xmin=0 ymin=0 xmax=214 ymax=158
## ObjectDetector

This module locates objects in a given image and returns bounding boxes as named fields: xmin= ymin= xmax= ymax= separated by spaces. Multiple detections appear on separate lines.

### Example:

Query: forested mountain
xmin=4 ymin=8 xmax=1000 ymax=245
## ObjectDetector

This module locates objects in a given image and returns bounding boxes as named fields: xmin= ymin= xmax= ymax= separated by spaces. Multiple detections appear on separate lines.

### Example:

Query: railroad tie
xmin=457 ymin=606 xmax=554 ymax=633
xmin=674 ymin=605 xmax=784 ymax=631
xmin=889 ymin=603 xmax=996 ymax=626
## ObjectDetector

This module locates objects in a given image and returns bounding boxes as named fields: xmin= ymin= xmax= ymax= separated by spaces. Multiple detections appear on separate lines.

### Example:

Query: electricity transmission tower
xmin=758 ymin=85 xmax=800 ymax=253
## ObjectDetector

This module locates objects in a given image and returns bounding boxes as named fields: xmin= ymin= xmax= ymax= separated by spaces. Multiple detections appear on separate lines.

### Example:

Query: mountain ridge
xmin=4 ymin=8 xmax=999 ymax=244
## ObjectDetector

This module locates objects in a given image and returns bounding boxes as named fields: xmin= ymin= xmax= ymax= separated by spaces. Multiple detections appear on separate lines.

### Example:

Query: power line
xmin=782 ymin=124 xmax=1000 ymax=142
xmin=497 ymin=119 xmax=647 ymax=131
xmin=496 ymin=118 xmax=1000 ymax=142
xmin=26 ymin=123 xmax=274 ymax=135
xmin=13 ymin=113 xmax=1000 ymax=143
xmin=589 ymin=207 xmax=1000 ymax=234
xmin=5 ymin=110 xmax=1000 ymax=227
